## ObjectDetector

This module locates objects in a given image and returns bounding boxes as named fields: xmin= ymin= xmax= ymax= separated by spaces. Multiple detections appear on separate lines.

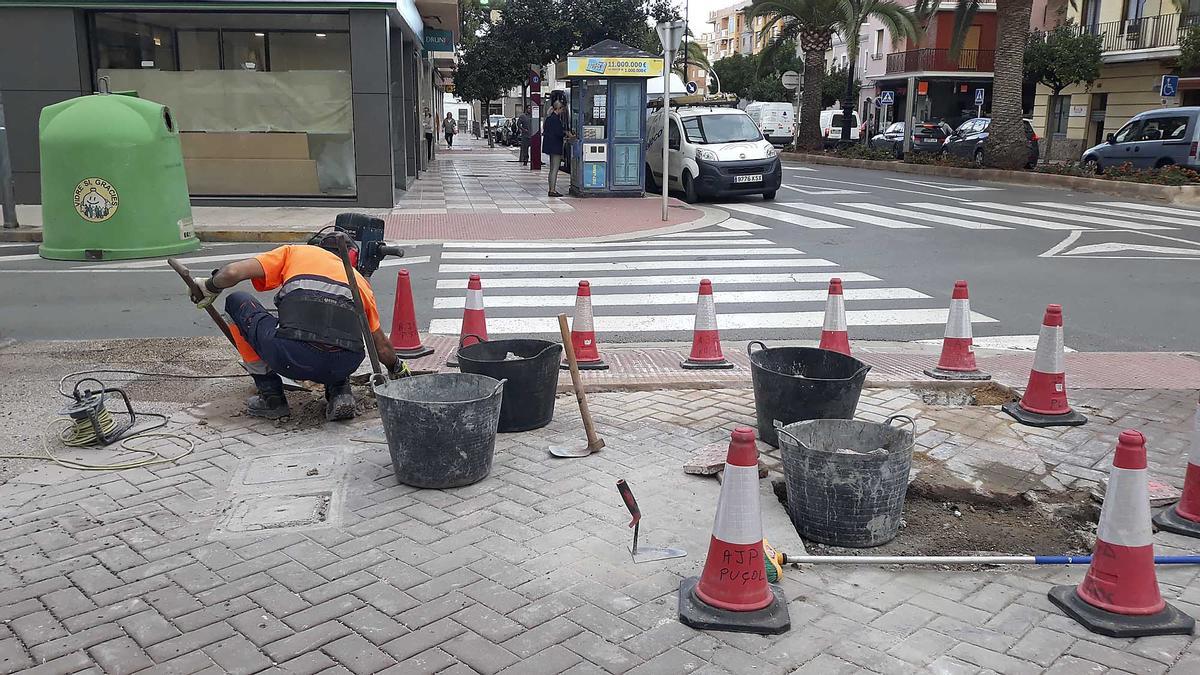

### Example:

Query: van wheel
xmin=1156 ymin=158 xmax=1176 ymax=169
xmin=762 ymin=190 xmax=777 ymax=200
xmin=682 ymin=172 xmax=699 ymax=203
xmin=645 ymin=165 xmax=659 ymax=193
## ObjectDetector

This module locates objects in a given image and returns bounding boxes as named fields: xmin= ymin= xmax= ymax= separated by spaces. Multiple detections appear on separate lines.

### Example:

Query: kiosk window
xmin=582 ymin=83 xmax=607 ymax=140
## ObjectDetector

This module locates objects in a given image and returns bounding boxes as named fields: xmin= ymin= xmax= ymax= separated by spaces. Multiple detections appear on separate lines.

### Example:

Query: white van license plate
xmin=735 ymin=174 xmax=762 ymax=183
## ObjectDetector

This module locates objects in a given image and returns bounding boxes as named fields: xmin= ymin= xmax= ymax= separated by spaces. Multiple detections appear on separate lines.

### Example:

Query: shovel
xmin=617 ymin=479 xmax=686 ymax=563
xmin=548 ymin=313 xmax=605 ymax=458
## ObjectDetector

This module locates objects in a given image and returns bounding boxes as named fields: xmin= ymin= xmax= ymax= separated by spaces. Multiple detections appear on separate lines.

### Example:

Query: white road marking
xmin=786 ymin=203 xmax=930 ymax=229
xmin=440 ymin=247 xmax=804 ymax=260
xmin=848 ymin=203 xmax=1010 ymax=230
xmin=884 ymin=178 xmax=1001 ymax=192
xmin=429 ymin=308 xmax=997 ymax=334
xmin=433 ymin=287 xmax=929 ymax=308
xmin=435 ymin=271 xmax=881 ymax=289
xmin=377 ymin=256 xmax=431 ymax=267
xmin=0 ymin=253 xmax=45 ymax=262
xmin=1064 ymin=243 xmax=1200 ymax=256
xmin=801 ymin=176 xmax=972 ymax=201
xmin=1027 ymin=202 xmax=1200 ymax=228
xmin=970 ymin=202 xmax=1174 ymax=231
xmin=1040 ymin=231 xmax=1082 ymax=258
xmin=718 ymin=218 xmax=770 ymax=230
xmin=900 ymin=202 xmax=1079 ymax=230
xmin=780 ymin=184 xmax=865 ymax=196
xmin=654 ymin=230 xmax=752 ymax=238
xmin=1090 ymin=202 xmax=1200 ymax=218
xmin=443 ymin=238 xmax=773 ymax=248
xmin=438 ymin=258 xmax=834 ymax=273
xmin=723 ymin=203 xmax=851 ymax=229
xmin=782 ymin=164 xmax=817 ymax=172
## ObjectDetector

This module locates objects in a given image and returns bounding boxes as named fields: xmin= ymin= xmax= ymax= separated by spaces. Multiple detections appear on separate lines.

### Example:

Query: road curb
xmin=782 ymin=152 xmax=1200 ymax=206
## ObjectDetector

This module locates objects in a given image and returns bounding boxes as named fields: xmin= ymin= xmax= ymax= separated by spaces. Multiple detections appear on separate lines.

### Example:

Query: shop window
xmin=90 ymin=11 xmax=355 ymax=198
xmin=1049 ymin=95 xmax=1070 ymax=136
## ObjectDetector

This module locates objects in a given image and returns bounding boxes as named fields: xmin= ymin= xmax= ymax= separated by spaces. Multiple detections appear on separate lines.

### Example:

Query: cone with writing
xmin=1049 ymin=430 xmax=1195 ymax=637
xmin=565 ymin=281 xmax=608 ymax=371
xmin=1153 ymin=395 xmax=1200 ymax=538
xmin=679 ymin=427 xmax=790 ymax=635
xmin=924 ymin=280 xmax=989 ymax=381
xmin=818 ymin=278 xmax=850 ymax=356
xmin=446 ymin=274 xmax=487 ymax=368
xmin=681 ymin=279 xmax=734 ymax=370
xmin=1002 ymin=304 xmax=1086 ymax=427
xmin=388 ymin=269 xmax=435 ymax=359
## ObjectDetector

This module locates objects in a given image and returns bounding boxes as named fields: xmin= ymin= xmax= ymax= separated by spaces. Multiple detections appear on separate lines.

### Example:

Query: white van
xmin=745 ymin=101 xmax=796 ymax=146
xmin=820 ymin=109 xmax=861 ymax=147
xmin=646 ymin=106 xmax=782 ymax=202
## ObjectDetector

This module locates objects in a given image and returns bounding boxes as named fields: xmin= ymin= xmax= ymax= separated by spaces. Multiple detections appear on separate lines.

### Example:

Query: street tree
xmin=751 ymin=40 xmax=806 ymax=102
xmin=1024 ymin=23 xmax=1102 ymax=160
xmin=749 ymin=0 xmax=917 ymax=150
xmin=711 ymin=53 xmax=758 ymax=100
xmin=822 ymin=64 xmax=861 ymax=109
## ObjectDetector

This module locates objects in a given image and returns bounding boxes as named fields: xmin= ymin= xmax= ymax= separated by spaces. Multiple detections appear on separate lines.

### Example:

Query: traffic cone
xmin=681 ymin=279 xmax=733 ymax=370
xmin=446 ymin=274 xmax=487 ymax=368
xmin=565 ymin=281 xmax=608 ymax=371
xmin=388 ymin=269 xmax=434 ymax=359
xmin=818 ymin=278 xmax=850 ymax=356
xmin=1002 ymin=304 xmax=1086 ymax=427
xmin=1153 ymin=395 xmax=1200 ymax=538
xmin=678 ymin=427 xmax=790 ymax=635
xmin=1048 ymin=430 xmax=1195 ymax=638
xmin=924 ymin=280 xmax=989 ymax=381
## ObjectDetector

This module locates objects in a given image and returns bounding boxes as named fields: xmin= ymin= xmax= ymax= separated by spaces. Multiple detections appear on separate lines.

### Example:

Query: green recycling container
xmin=39 ymin=93 xmax=199 ymax=260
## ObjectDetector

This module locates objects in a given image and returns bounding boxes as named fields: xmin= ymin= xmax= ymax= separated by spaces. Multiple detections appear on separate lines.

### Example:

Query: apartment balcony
xmin=1080 ymin=12 xmax=1199 ymax=61
xmin=884 ymin=48 xmax=995 ymax=75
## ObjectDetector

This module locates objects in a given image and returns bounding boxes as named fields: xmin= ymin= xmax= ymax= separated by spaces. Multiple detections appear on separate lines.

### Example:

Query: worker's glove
xmin=194 ymin=276 xmax=222 ymax=310
xmin=388 ymin=360 xmax=412 ymax=379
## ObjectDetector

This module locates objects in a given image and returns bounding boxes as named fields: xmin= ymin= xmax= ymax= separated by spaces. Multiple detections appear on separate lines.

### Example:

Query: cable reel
xmin=59 ymin=378 xmax=136 ymax=447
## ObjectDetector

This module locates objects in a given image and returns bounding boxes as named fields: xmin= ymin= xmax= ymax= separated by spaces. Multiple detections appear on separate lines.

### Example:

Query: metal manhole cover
xmin=217 ymin=492 xmax=332 ymax=533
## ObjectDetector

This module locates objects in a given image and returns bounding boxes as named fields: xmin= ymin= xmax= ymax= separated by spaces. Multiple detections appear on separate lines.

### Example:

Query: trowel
xmin=617 ymin=479 xmax=686 ymax=563
xmin=548 ymin=313 xmax=605 ymax=458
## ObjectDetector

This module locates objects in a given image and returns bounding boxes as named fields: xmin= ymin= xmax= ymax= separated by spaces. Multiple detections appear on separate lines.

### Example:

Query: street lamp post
xmin=656 ymin=20 xmax=686 ymax=223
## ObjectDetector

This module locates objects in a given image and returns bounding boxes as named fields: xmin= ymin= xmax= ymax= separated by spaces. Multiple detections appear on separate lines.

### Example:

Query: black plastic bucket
xmin=456 ymin=336 xmax=562 ymax=432
xmin=747 ymin=341 xmax=871 ymax=447
xmin=374 ymin=373 xmax=505 ymax=488
xmin=776 ymin=415 xmax=915 ymax=547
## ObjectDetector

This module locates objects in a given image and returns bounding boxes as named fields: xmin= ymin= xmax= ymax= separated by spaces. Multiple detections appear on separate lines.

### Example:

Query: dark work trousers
xmin=225 ymin=292 xmax=363 ymax=394
xmin=425 ymin=132 xmax=434 ymax=160
xmin=519 ymin=136 xmax=530 ymax=164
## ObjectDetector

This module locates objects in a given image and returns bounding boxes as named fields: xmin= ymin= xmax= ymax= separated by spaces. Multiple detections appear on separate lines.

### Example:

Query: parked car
xmin=820 ymin=109 xmax=861 ymax=148
xmin=869 ymin=121 xmax=952 ymax=158
xmin=744 ymin=101 xmax=796 ymax=146
xmin=487 ymin=114 xmax=507 ymax=143
xmin=1081 ymin=107 xmax=1200 ymax=172
xmin=646 ymin=106 xmax=781 ymax=202
xmin=942 ymin=117 xmax=1040 ymax=168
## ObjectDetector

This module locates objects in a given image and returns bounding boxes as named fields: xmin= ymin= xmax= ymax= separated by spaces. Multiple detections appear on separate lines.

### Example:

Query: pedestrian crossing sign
xmin=880 ymin=91 xmax=895 ymax=105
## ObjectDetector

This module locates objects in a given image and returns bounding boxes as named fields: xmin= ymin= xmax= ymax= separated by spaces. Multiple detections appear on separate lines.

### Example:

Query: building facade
xmin=1030 ymin=0 xmax=1199 ymax=161
xmin=0 ymin=0 xmax=458 ymax=209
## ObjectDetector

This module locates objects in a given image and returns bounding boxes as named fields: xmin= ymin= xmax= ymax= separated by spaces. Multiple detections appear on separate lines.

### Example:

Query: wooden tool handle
xmin=168 ymin=257 xmax=236 ymax=347
xmin=557 ymin=313 xmax=603 ymax=449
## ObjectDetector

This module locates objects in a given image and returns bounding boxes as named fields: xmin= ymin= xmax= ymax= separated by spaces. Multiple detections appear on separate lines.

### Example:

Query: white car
xmin=646 ymin=106 xmax=782 ymax=203
xmin=820 ymin=109 xmax=861 ymax=147
xmin=745 ymin=101 xmax=796 ymax=146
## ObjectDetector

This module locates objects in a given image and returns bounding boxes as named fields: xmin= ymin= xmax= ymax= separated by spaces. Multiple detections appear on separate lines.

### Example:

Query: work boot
xmin=325 ymin=381 xmax=356 ymax=421
xmin=247 ymin=374 xmax=289 ymax=419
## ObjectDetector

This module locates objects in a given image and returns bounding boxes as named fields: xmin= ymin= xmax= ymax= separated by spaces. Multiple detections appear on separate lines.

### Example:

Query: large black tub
xmin=457 ymin=337 xmax=562 ymax=432
xmin=747 ymin=341 xmax=871 ymax=447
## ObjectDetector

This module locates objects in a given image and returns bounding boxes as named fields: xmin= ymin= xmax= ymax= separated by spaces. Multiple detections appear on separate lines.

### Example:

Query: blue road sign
xmin=880 ymin=90 xmax=895 ymax=105
xmin=685 ymin=81 xmax=697 ymax=95
xmin=1162 ymin=75 xmax=1180 ymax=97
xmin=975 ymin=88 xmax=986 ymax=106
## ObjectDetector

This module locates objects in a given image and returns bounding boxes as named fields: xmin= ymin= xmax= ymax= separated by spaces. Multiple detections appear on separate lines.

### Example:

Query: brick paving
xmin=4 ymin=367 xmax=1200 ymax=672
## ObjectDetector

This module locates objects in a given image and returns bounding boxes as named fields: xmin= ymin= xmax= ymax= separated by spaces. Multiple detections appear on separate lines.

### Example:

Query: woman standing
xmin=422 ymin=109 xmax=435 ymax=161
xmin=541 ymin=98 xmax=574 ymax=197
xmin=442 ymin=112 xmax=457 ymax=148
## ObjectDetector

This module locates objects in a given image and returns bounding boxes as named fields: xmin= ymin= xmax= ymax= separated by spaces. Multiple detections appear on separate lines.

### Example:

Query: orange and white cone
xmin=924 ymin=280 xmax=989 ymax=381
xmin=1002 ymin=304 xmax=1086 ymax=427
xmin=446 ymin=274 xmax=487 ymax=368
xmin=389 ymin=269 xmax=434 ymax=359
xmin=678 ymin=427 xmax=790 ymax=635
xmin=681 ymin=279 xmax=733 ymax=370
xmin=1049 ymin=429 xmax=1195 ymax=637
xmin=566 ymin=281 xmax=607 ymax=371
xmin=818 ymin=278 xmax=850 ymax=356
xmin=1154 ymin=395 xmax=1200 ymax=538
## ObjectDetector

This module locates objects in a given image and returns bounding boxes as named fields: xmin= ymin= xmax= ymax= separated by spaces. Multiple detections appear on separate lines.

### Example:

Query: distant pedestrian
xmin=443 ymin=112 xmax=457 ymax=148
xmin=422 ymin=109 xmax=435 ymax=161
xmin=542 ymin=98 xmax=574 ymax=197
xmin=517 ymin=109 xmax=531 ymax=165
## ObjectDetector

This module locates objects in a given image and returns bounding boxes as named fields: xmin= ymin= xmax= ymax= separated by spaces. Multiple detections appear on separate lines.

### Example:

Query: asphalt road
xmin=2 ymin=162 xmax=1198 ymax=352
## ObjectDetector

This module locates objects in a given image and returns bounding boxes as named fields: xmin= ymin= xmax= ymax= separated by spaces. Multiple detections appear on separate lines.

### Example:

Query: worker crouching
xmin=194 ymin=236 xmax=402 ymax=421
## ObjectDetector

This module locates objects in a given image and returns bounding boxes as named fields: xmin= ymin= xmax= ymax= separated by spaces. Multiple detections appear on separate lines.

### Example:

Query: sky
xmin=682 ymin=0 xmax=736 ymax=39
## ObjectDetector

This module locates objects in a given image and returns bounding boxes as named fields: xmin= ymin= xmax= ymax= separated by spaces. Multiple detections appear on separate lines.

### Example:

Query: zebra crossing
xmin=722 ymin=199 xmax=1199 ymax=232
xmin=426 ymin=231 xmax=997 ymax=339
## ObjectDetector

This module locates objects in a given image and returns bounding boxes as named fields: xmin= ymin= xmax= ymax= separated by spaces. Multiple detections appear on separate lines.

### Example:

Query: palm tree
xmin=750 ymin=0 xmax=918 ymax=150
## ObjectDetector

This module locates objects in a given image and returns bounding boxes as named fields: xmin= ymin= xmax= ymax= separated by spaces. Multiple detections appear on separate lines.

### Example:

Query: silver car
xmin=1082 ymin=107 xmax=1200 ymax=172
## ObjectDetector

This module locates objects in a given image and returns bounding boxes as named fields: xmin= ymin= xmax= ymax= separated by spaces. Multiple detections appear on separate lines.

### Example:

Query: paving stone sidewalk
xmin=2 ymin=375 xmax=1200 ymax=673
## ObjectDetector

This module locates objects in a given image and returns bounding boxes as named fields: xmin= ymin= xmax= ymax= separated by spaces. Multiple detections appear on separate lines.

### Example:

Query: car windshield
xmin=683 ymin=114 xmax=763 ymax=144
xmin=885 ymin=122 xmax=904 ymax=134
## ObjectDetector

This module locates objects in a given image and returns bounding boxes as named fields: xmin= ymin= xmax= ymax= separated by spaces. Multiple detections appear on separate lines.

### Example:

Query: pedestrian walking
xmin=443 ymin=112 xmax=457 ymax=148
xmin=542 ymin=97 xmax=574 ymax=197
xmin=517 ymin=109 xmax=531 ymax=165
xmin=422 ymin=109 xmax=435 ymax=161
